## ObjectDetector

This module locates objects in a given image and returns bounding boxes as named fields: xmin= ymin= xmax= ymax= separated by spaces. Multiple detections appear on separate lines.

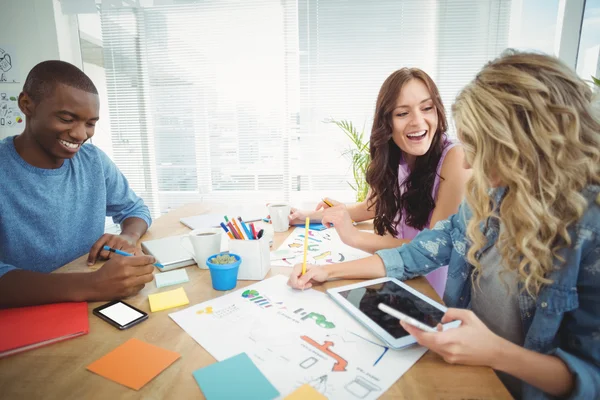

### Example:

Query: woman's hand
xmin=287 ymin=263 xmax=330 ymax=290
xmin=288 ymin=207 xmax=312 ymax=225
xmin=401 ymin=308 xmax=506 ymax=367
xmin=322 ymin=205 xmax=359 ymax=246
xmin=315 ymin=197 xmax=341 ymax=211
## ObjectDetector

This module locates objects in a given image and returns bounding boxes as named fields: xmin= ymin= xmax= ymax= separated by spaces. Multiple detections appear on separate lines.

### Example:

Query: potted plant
xmin=205 ymin=253 xmax=241 ymax=291
xmin=325 ymin=118 xmax=370 ymax=202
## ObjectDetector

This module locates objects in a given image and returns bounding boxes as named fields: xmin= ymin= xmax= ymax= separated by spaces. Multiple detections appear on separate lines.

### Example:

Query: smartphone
xmin=378 ymin=303 xmax=439 ymax=333
xmin=93 ymin=300 xmax=148 ymax=330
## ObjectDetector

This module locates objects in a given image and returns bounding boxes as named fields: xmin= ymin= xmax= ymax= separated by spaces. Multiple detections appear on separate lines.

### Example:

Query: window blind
xmin=88 ymin=0 xmax=511 ymax=216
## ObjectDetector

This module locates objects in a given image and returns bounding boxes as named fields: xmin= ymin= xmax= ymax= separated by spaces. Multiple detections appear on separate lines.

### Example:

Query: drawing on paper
xmin=0 ymin=91 xmax=24 ymax=129
xmin=293 ymin=308 xmax=335 ymax=329
xmin=344 ymin=376 xmax=381 ymax=399
xmin=0 ymin=47 xmax=19 ymax=83
xmin=271 ymin=228 xmax=370 ymax=267
xmin=299 ymin=356 xmax=318 ymax=369
xmin=301 ymin=336 xmax=348 ymax=372
xmin=169 ymin=275 xmax=428 ymax=400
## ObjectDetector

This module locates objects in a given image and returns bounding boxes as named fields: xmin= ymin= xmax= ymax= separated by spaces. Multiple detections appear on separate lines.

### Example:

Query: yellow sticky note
xmin=148 ymin=287 xmax=189 ymax=312
xmin=284 ymin=384 xmax=327 ymax=400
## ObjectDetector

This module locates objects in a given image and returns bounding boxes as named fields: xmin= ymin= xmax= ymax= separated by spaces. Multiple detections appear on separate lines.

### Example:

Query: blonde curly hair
xmin=452 ymin=50 xmax=600 ymax=296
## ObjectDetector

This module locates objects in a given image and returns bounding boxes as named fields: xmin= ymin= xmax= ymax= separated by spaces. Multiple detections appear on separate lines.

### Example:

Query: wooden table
xmin=0 ymin=204 xmax=512 ymax=399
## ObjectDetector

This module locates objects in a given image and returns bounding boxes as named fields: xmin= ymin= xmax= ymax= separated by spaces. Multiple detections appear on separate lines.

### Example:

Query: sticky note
xmin=155 ymin=269 xmax=189 ymax=288
xmin=193 ymin=353 xmax=279 ymax=400
xmin=87 ymin=338 xmax=180 ymax=390
xmin=148 ymin=287 xmax=189 ymax=312
xmin=284 ymin=384 xmax=327 ymax=400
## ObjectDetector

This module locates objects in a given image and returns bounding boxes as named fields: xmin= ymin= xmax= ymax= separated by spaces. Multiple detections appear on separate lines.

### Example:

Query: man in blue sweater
xmin=0 ymin=60 xmax=156 ymax=308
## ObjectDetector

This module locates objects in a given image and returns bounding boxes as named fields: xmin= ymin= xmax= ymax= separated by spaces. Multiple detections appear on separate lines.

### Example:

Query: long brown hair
xmin=367 ymin=68 xmax=448 ymax=236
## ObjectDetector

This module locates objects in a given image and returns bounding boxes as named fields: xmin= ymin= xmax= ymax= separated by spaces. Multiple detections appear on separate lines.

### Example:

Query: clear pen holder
xmin=228 ymin=234 xmax=271 ymax=280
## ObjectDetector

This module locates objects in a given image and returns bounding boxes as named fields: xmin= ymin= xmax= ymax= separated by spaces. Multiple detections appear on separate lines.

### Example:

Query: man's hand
xmin=88 ymin=233 xmax=140 ymax=265
xmin=88 ymin=254 xmax=156 ymax=299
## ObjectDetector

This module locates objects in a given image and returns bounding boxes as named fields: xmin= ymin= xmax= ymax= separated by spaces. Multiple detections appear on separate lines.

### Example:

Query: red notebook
xmin=0 ymin=302 xmax=89 ymax=358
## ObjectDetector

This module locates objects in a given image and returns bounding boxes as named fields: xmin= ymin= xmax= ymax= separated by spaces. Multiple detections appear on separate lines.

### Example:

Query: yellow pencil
xmin=302 ymin=217 xmax=309 ymax=275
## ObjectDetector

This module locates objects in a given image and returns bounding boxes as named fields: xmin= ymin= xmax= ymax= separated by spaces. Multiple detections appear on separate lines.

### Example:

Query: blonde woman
xmin=288 ymin=50 xmax=600 ymax=399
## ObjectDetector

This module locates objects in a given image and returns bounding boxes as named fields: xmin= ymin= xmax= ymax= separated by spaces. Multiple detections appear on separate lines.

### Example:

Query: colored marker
xmin=250 ymin=222 xmax=258 ymax=240
xmin=237 ymin=217 xmax=253 ymax=240
xmin=231 ymin=218 xmax=246 ymax=240
xmin=102 ymin=245 xmax=164 ymax=269
xmin=227 ymin=221 xmax=242 ymax=239
xmin=220 ymin=222 xmax=235 ymax=239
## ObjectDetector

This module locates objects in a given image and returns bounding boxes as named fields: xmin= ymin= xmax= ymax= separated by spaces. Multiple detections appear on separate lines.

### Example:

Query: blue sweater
xmin=0 ymin=136 xmax=152 ymax=278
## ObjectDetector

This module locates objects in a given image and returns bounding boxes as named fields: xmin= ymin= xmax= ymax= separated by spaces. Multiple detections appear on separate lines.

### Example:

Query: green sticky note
xmin=193 ymin=353 xmax=279 ymax=400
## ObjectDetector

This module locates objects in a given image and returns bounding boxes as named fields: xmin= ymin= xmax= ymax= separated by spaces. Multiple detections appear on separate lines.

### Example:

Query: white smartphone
xmin=378 ymin=303 xmax=438 ymax=333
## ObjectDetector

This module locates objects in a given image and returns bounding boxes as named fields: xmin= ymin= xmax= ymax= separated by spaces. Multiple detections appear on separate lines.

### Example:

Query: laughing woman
xmin=288 ymin=51 xmax=600 ymax=399
xmin=290 ymin=68 xmax=471 ymax=297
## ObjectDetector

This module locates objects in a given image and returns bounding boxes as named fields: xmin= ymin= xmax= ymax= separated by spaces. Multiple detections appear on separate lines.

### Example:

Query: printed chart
xmin=170 ymin=275 xmax=427 ymax=399
xmin=270 ymin=228 xmax=371 ymax=267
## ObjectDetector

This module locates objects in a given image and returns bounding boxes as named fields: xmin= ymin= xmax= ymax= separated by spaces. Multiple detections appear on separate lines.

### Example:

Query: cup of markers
xmin=206 ymin=253 xmax=242 ymax=291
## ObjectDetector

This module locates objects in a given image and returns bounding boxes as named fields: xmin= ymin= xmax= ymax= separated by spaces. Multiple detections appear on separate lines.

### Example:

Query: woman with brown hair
xmin=290 ymin=68 xmax=470 ymax=297
xmin=289 ymin=51 xmax=600 ymax=399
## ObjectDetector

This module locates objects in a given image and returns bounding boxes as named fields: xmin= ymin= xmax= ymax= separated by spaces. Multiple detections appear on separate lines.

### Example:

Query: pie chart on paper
xmin=242 ymin=290 xmax=259 ymax=299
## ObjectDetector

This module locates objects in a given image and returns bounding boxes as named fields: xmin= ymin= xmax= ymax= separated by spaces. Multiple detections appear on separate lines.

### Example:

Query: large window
xmin=80 ymin=0 xmax=514 ymax=216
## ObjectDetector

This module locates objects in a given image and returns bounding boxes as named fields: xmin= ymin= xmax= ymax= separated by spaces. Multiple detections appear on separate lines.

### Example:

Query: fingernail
xmin=87 ymin=261 xmax=93 ymax=266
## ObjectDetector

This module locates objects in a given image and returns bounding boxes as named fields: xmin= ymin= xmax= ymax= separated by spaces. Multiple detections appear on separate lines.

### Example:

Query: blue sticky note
xmin=292 ymin=222 xmax=327 ymax=231
xmin=193 ymin=353 xmax=279 ymax=400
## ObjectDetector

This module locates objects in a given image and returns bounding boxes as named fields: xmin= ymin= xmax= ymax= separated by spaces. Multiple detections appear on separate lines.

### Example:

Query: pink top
xmin=394 ymin=136 xmax=458 ymax=239
xmin=393 ymin=137 xmax=458 ymax=298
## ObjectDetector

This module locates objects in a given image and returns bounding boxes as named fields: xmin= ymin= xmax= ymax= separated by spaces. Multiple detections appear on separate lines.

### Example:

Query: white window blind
xmin=85 ymin=0 xmax=511 ymax=217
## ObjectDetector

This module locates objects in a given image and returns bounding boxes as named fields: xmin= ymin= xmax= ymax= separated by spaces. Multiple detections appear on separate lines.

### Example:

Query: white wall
xmin=0 ymin=0 xmax=80 ymax=140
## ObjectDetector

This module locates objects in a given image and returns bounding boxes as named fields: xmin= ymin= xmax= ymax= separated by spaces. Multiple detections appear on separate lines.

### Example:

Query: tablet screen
xmin=338 ymin=281 xmax=445 ymax=339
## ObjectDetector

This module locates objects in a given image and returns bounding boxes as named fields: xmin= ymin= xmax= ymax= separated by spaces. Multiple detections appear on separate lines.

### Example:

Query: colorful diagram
xmin=196 ymin=306 xmax=213 ymax=315
xmin=294 ymin=308 xmax=335 ymax=329
xmin=242 ymin=289 xmax=273 ymax=308
xmin=313 ymin=251 xmax=331 ymax=261
xmin=301 ymin=335 xmax=348 ymax=371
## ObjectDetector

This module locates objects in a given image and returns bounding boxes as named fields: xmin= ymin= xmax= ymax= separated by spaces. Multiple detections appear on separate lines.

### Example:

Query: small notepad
xmin=155 ymin=269 xmax=189 ymax=288
xmin=193 ymin=353 xmax=279 ymax=400
xmin=284 ymin=384 xmax=327 ymax=399
xmin=87 ymin=338 xmax=180 ymax=390
xmin=148 ymin=287 xmax=190 ymax=312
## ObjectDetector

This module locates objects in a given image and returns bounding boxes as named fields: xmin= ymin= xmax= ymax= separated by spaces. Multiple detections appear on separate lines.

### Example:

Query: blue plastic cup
xmin=206 ymin=253 xmax=241 ymax=291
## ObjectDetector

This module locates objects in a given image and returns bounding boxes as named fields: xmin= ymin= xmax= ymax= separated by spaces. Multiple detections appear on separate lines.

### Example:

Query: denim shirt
xmin=376 ymin=185 xmax=600 ymax=400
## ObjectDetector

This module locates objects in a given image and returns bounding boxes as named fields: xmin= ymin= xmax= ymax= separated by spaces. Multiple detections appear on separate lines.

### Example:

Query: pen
xmin=220 ymin=222 xmax=235 ymax=239
xmin=257 ymin=229 xmax=264 ymax=239
xmin=250 ymin=222 xmax=258 ymax=240
xmin=103 ymin=245 xmax=164 ymax=269
xmin=377 ymin=303 xmax=438 ymax=333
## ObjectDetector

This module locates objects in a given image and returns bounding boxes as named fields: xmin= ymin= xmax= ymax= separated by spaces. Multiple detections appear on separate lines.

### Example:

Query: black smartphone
xmin=93 ymin=300 xmax=148 ymax=330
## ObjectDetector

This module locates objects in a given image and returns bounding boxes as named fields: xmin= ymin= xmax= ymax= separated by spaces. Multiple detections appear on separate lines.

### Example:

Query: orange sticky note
xmin=284 ymin=384 xmax=327 ymax=400
xmin=87 ymin=338 xmax=180 ymax=390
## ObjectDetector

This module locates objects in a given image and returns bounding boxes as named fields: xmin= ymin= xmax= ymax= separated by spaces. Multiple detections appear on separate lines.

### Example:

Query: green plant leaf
xmin=592 ymin=76 xmax=600 ymax=87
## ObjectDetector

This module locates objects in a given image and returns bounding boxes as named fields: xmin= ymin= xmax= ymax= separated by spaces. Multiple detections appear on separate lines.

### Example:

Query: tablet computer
xmin=327 ymin=277 xmax=460 ymax=349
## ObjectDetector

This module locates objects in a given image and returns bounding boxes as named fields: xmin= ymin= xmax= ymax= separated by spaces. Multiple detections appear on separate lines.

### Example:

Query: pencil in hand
xmin=302 ymin=217 xmax=309 ymax=275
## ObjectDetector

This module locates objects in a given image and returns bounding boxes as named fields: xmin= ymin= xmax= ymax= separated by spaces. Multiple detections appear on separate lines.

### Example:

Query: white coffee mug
xmin=268 ymin=203 xmax=291 ymax=232
xmin=180 ymin=228 xmax=222 ymax=269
